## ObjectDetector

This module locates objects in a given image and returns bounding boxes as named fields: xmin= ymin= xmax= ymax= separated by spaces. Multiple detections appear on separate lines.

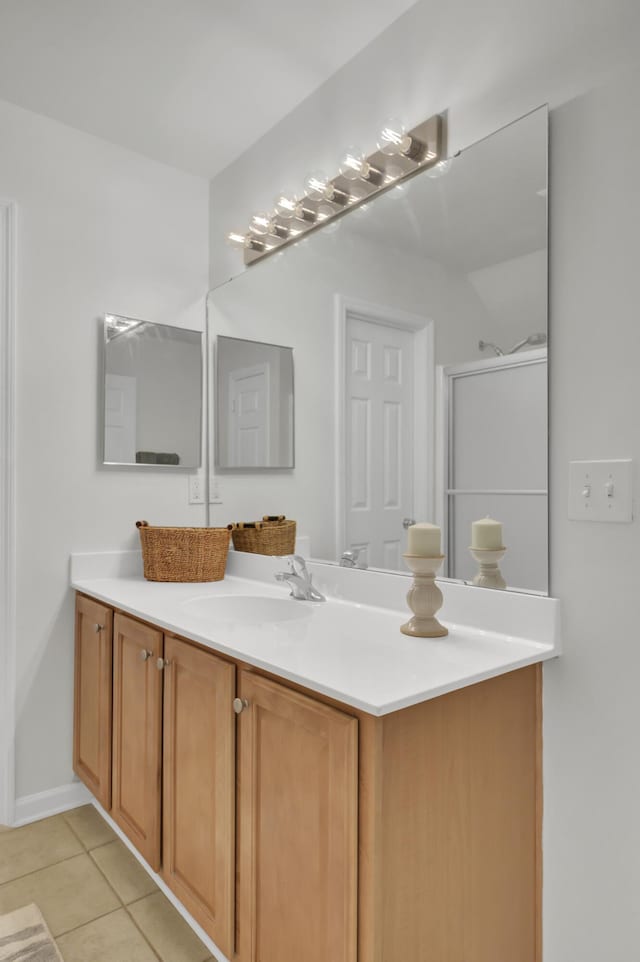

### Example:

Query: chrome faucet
xmin=274 ymin=555 xmax=326 ymax=602
xmin=339 ymin=547 xmax=368 ymax=569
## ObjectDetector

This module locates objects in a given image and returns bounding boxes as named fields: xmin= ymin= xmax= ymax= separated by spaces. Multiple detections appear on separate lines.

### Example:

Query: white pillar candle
xmin=407 ymin=522 xmax=441 ymax=557
xmin=471 ymin=517 xmax=503 ymax=550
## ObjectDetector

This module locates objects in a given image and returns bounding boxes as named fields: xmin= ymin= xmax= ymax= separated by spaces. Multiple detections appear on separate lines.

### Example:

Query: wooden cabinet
xmin=73 ymin=591 xmax=541 ymax=962
xmin=73 ymin=595 xmax=113 ymax=809
xmin=235 ymin=671 xmax=358 ymax=962
xmin=111 ymin=612 xmax=163 ymax=870
xmin=162 ymin=635 xmax=235 ymax=956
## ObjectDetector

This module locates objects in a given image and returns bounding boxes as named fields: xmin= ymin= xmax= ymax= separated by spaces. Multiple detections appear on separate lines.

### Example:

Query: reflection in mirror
xmin=208 ymin=107 xmax=548 ymax=592
xmin=216 ymin=336 xmax=294 ymax=468
xmin=103 ymin=315 xmax=202 ymax=468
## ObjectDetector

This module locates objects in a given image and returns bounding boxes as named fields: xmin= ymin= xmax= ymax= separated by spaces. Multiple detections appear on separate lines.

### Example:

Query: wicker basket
xmin=230 ymin=515 xmax=296 ymax=557
xmin=136 ymin=520 xmax=231 ymax=582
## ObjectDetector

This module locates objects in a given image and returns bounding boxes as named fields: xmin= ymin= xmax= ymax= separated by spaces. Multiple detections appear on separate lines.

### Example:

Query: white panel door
xmin=345 ymin=316 xmax=414 ymax=569
xmin=229 ymin=364 xmax=269 ymax=467
xmin=104 ymin=374 xmax=136 ymax=463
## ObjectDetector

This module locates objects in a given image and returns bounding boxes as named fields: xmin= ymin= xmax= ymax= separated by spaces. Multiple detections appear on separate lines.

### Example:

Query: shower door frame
xmin=437 ymin=347 xmax=548 ymax=584
xmin=0 ymin=199 xmax=16 ymax=826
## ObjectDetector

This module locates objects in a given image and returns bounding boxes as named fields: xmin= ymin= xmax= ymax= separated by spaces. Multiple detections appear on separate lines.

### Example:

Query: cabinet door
xmin=162 ymin=636 xmax=235 ymax=957
xmin=73 ymin=595 xmax=113 ymax=809
xmin=111 ymin=612 xmax=163 ymax=870
xmin=236 ymin=672 xmax=358 ymax=962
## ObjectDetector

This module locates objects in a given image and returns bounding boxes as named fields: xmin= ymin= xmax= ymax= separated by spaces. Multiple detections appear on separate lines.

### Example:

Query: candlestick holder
xmin=469 ymin=546 xmax=507 ymax=590
xmin=401 ymin=554 xmax=448 ymax=638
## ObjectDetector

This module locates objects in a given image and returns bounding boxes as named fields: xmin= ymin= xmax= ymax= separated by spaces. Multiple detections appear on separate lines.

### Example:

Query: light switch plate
xmin=568 ymin=459 xmax=633 ymax=522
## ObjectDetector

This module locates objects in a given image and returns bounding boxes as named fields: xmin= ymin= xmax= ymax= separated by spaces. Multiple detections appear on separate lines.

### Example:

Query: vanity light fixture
xmin=304 ymin=170 xmax=350 ymax=206
xmin=274 ymin=192 xmax=298 ymax=218
xmin=228 ymin=111 xmax=446 ymax=265
xmin=426 ymin=158 xmax=453 ymax=178
xmin=339 ymin=146 xmax=383 ymax=184
xmin=377 ymin=117 xmax=413 ymax=156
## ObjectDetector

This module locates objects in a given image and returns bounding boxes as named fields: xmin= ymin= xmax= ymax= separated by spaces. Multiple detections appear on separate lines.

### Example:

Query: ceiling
xmin=0 ymin=0 xmax=418 ymax=179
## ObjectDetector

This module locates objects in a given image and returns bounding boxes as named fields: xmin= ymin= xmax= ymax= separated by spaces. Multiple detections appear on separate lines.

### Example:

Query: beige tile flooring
xmin=0 ymin=805 xmax=216 ymax=962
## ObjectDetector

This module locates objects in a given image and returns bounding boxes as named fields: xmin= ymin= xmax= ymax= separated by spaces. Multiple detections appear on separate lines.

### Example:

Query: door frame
xmin=0 ymin=200 xmax=17 ymax=826
xmin=334 ymin=295 xmax=434 ymax=562
xmin=437 ymin=347 xmax=547 ymax=570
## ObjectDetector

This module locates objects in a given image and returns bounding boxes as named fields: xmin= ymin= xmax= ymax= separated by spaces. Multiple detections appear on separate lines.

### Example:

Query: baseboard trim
xmin=13 ymin=782 xmax=91 ymax=827
xmin=91 ymin=801 xmax=231 ymax=962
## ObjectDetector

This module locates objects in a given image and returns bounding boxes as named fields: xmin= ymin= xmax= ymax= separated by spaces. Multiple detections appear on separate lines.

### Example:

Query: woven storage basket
xmin=231 ymin=515 xmax=296 ymax=556
xmin=136 ymin=520 xmax=231 ymax=582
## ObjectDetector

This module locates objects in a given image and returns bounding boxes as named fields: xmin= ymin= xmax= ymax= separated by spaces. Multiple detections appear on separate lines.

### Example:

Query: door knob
xmin=402 ymin=518 xmax=416 ymax=529
xmin=233 ymin=697 xmax=249 ymax=715
xmin=93 ymin=623 xmax=104 ymax=633
xmin=140 ymin=649 xmax=152 ymax=662
xmin=156 ymin=658 xmax=171 ymax=671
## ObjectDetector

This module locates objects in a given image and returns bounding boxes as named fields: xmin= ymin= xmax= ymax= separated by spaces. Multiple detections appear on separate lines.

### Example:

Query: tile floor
xmin=0 ymin=805 xmax=216 ymax=962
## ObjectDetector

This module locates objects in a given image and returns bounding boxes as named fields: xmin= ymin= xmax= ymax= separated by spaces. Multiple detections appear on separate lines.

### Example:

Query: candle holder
xmin=469 ymin=546 xmax=507 ymax=590
xmin=401 ymin=554 xmax=448 ymax=638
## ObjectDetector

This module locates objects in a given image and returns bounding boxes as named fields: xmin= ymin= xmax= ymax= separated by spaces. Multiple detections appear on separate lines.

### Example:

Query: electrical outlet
xmin=188 ymin=474 xmax=204 ymax=504
xmin=209 ymin=477 xmax=223 ymax=504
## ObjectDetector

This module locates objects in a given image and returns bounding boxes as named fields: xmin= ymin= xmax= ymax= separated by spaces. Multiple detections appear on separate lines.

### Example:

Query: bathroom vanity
xmin=71 ymin=552 xmax=558 ymax=962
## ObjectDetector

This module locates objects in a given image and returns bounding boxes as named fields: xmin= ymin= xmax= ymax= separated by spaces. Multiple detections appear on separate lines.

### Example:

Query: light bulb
xmin=249 ymin=212 xmax=272 ymax=235
xmin=425 ymin=158 xmax=452 ymax=178
xmin=275 ymin=191 xmax=298 ymax=219
xmin=316 ymin=202 xmax=335 ymax=222
xmin=304 ymin=170 xmax=331 ymax=200
xmin=339 ymin=146 xmax=370 ymax=181
xmin=294 ymin=199 xmax=317 ymax=223
xmin=377 ymin=117 xmax=412 ymax=156
xmin=226 ymin=230 xmax=247 ymax=248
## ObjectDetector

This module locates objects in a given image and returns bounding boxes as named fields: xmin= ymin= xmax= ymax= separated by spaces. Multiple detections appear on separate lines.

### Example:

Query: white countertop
xmin=71 ymin=550 xmax=560 ymax=716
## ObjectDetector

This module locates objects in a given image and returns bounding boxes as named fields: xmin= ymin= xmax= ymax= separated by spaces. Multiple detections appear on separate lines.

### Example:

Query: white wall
xmin=0 ymin=97 xmax=209 ymax=801
xmin=208 ymin=3 xmax=640 ymax=958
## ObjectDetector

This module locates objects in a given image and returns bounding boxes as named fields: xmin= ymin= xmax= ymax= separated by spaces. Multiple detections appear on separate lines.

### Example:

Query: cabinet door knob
xmin=140 ymin=649 xmax=152 ymax=662
xmin=233 ymin=697 xmax=249 ymax=715
xmin=156 ymin=658 xmax=171 ymax=671
xmin=93 ymin=623 xmax=104 ymax=633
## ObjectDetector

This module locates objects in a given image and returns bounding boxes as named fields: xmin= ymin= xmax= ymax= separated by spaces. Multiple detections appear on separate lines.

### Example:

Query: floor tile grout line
xmin=54 ymin=905 xmax=127 ymax=941
xmin=62 ymin=811 xmax=114 ymax=855
xmin=2 ymin=807 xmax=208 ymax=962
xmin=59 ymin=819 xmax=163 ymax=961
xmin=0 ymin=850 xmax=87 ymax=889
xmin=77 ymin=821 xmax=164 ymax=962
xmin=122 ymin=899 xmax=165 ymax=962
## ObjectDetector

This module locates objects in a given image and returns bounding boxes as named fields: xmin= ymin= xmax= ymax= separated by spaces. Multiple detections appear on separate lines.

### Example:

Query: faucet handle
xmin=340 ymin=547 xmax=368 ymax=569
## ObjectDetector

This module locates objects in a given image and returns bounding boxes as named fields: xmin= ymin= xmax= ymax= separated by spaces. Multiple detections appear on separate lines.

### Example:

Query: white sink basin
xmin=182 ymin=594 xmax=313 ymax=625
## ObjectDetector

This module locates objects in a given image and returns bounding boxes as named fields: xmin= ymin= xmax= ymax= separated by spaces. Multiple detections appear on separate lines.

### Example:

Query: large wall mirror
xmin=103 ymin=315 xmax=203 ymax=468
xmin=208 ymin=107 xmax=548 ymax=592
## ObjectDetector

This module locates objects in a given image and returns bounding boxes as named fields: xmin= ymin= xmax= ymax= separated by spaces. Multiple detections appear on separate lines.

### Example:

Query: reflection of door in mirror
xmin=345 ymin=318 xmax=413 ymax=570
xmin=104 ymin=374 xmax=136 ymax=464
xmin=228 ymin=363 xmax=270 ymax=467
xmin=337 ymin=298 xmax=433 ymax=571
xmin=442 ymin=350 xmax=548 ymax=592
xmin=216 ymin=335 xmax=294 ymax=470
